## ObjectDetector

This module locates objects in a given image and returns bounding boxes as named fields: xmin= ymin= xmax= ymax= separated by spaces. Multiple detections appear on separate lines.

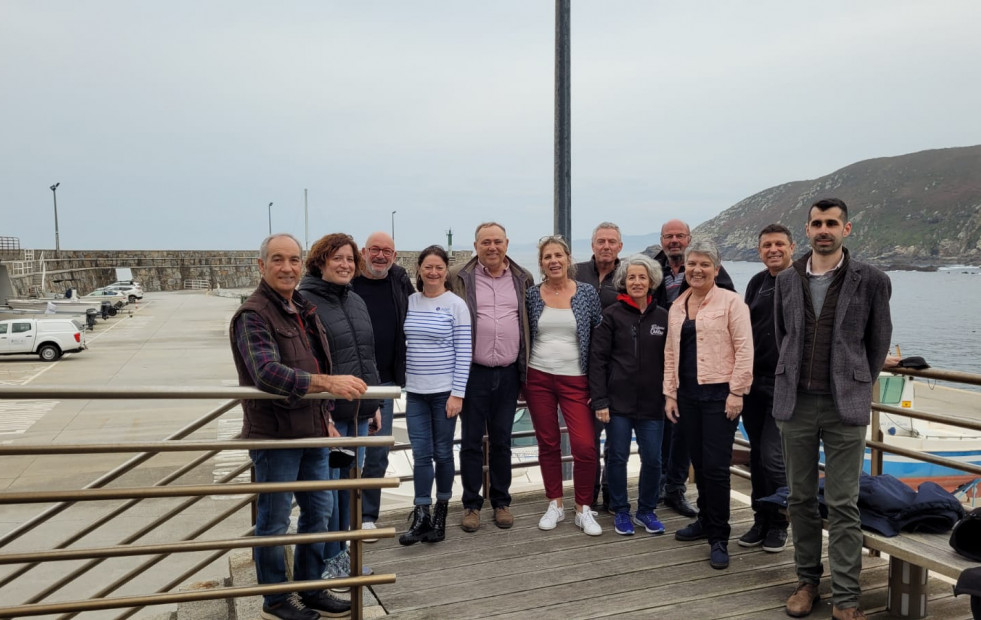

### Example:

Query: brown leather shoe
xmin=785 ymin=581 xmax=820 ymax=617
xmin=494 ymin=506 xmax=514 ymax=529
xmin=831 ymin=606 xmax=866 ymax=620
xmin=461 ymin=508 xmax=480 ymax=532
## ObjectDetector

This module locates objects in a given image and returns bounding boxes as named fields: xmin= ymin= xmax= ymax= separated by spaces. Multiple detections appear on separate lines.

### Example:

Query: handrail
xmin=0 ymin=436 xmax=394 ymax=455
xmin=0 ymin=386 xmax=399 ymax=619
xmin=0 ymin=477 xmax=397 ymax=504
xmin=0 ymin=398 xmax=241 ymax=548
xmin=886 ymin=366 xmax=981 ymax=387
xmin=2 ymin=371 xmax=978 ymax=618
xmin=868 ymin=368 xmax=981 ymax=480
xmin=874 ymin=402 xmax=981 ymax=432
xmin=0 ymin=530 xmax=397 ymax=565
xmin=0 ymin=384 xmax=401 ymax=400
xmin=0 ymin=577 xmax=397 ymax=618
xmin=865 ymin=439 xmax=981 ymax=477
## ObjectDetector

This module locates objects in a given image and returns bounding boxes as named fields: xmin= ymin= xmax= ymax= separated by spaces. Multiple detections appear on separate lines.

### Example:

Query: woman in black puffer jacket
xmin=588 ymin=253 xmax=669 ymax=538
xmin=298 ymin=232 xmax=381 ymax=580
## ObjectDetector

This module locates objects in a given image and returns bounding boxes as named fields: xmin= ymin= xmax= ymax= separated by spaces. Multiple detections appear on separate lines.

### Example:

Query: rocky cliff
xmin=688 ymin=145 xmax=981 ymax=266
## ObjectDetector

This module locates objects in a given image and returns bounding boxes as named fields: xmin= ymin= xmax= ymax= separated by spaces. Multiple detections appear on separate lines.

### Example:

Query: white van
xmin=0 ymin=318 xmax=87 ymax=361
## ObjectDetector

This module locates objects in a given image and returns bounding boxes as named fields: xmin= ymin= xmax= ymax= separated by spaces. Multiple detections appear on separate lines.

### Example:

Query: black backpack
xmin=951 ymin=507 xmax=981 ymax=562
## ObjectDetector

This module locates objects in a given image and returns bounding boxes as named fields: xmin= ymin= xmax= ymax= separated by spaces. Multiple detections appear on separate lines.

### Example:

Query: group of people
xmin=231 ymin=197 xmax=893 ymax=620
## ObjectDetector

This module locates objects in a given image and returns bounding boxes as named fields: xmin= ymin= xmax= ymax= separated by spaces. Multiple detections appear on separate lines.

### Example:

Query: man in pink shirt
xmin=449 ymin=222 xmax=534 ymax=532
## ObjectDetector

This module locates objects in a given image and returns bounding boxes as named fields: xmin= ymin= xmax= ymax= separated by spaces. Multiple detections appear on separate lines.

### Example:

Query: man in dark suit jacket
xmin=773 ymin=199 xmax=893 ymax=620
xmin=573 ymin=221 xmax=623 ymax=510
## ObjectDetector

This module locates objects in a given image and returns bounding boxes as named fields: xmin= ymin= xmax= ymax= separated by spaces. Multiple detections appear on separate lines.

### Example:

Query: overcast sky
xmin=3 ymin=1 xmax=980 ymax=252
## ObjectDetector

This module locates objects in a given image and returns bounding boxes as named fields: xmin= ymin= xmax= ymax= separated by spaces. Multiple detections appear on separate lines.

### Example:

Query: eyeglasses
xmin=367 ymin=247 xmax=395 ymax=257
xmin=661 ymin=233 xmax=690 ymax=241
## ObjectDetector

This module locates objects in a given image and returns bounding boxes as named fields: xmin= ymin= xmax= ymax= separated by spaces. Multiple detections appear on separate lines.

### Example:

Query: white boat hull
xmin=6 ymin=299 xmax=99 ymax=313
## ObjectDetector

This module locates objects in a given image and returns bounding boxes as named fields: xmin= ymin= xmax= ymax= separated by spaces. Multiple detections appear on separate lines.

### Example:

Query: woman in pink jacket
xmin=664 ymin=239 xmax=753 ymax=571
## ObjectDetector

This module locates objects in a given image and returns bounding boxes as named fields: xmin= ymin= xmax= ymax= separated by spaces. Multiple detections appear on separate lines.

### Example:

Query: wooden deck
xmin=364 ymin=485 xmax=972 ymax=619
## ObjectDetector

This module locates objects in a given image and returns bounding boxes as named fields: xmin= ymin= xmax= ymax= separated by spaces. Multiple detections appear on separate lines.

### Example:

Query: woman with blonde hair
xmin=525 ymin=235 xmax=604 ymax=536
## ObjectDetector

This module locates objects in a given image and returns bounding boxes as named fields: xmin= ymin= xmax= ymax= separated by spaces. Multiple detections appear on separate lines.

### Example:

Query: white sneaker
xmin=575 ymin=506 xmax=602 ymax=536
xmin=362 ymin=521 xmax=378 ymax=543
xmin=538 ymin=500 xmax=566 ymax=531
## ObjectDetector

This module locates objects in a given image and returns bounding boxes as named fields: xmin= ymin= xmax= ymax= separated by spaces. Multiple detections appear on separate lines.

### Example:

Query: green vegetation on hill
xmin=689 ymin=145 xmax=981 ymax=266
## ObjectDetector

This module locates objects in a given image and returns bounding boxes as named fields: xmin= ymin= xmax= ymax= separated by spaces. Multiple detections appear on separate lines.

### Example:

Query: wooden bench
xmin=860 ymin=528 xmax=976 ymax=619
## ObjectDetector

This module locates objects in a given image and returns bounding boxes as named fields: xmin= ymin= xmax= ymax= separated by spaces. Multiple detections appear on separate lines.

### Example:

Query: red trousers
xmin=524 ymin=368 xmax=597 ymax=507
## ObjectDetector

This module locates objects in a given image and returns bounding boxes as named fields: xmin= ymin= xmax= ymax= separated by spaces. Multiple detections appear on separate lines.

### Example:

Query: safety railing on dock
xmin=732 ymin=367 xmax=981 ymax=489
xmin=2 ymin=370 xmax=978 ymax=618
xmin=0 ymin=385 xmax=400 ymax=619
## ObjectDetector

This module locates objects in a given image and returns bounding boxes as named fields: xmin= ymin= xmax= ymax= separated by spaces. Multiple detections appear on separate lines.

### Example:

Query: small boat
xmin=6 ymin=298 xmax=100 ymax=313
xmin=869 ymin=373 xmax=981 ymax=487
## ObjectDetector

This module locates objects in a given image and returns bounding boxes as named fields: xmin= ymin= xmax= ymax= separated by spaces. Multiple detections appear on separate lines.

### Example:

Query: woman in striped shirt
xmin=399 ymin=245 xmax=472 ymax=545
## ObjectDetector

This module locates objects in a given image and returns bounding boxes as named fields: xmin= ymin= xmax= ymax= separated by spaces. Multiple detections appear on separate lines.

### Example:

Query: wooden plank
xmin=382 ymin=541 xmax=802 ymax=617
xmin=490 ymin=559 xmax=891 ymax=619
xmin=861 ymin=530 xmax=974 ymax=579
xmin=365 ymin=481 xmax=971 ymax=619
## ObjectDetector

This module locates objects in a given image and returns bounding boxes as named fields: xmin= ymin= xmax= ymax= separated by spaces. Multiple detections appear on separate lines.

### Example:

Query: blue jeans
xmin=250 ymin=447 xmax=332 ymax=606
xmin=362 ymin=382 xmax=395 ymax=523
xmin=606 ymin=416 xmax=664 ymax=514
xmin=326 ymin=417 xmax=369 ymax=560
xmin=406 ymin=391 xmax=458 ymax=505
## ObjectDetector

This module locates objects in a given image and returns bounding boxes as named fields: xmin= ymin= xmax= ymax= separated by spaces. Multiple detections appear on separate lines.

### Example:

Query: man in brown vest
xmin=230 ymin=233 xmax=366 ymax=620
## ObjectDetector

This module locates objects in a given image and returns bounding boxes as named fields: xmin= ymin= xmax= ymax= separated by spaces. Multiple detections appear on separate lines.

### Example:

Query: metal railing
xmin=3 ymin=370 xmax=977 ymax=617
xmin=731 ymin=367 xmax=981 ymax=485
xmin=867 ymin=367 xmax=981 ymax=480
xmin=0 ymin=385 xmax=400 ymax=619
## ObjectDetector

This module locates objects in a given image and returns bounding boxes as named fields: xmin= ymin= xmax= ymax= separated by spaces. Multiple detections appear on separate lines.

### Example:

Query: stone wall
xmin=0 ymin=249 xmax=472 ymax=299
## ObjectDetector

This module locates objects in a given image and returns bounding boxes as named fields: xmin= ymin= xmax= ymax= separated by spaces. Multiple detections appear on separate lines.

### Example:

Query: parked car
xmin=106 ymin=282 xmax=144 ymax=302
xmin=0 ymin=317 xmax=87 ymax=361
xmin=80 ymin=288 xmax=128 ymax=308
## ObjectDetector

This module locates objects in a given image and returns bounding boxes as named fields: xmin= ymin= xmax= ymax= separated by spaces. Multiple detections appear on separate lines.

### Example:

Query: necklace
xmin=544 ymin=280 xmax=566 ymax=296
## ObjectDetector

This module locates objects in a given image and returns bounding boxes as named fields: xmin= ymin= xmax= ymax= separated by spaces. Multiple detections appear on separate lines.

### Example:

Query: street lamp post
xmin=391 ymin=210 xmax=397 ymax=243
xmin=50 ymin=183 xmax=60 ymax=251
xmin=268 ymin=202 xmax=273 ymax=236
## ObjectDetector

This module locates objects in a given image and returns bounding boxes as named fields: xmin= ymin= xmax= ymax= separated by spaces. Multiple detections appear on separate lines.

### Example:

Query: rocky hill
xmin=685 ymin=145 xmax=981 ymax=267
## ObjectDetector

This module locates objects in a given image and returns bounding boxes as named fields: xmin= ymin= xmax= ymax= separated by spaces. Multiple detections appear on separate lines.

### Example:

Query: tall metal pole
xmin=267 ymin=202 xmax=273 ymax=236
xmin=303 ymin=189 xmax=309 ymax=251
xmin=50 ymin=183 xmax=61 ymax=252
xmin=554 ymin=1 xmax=573 ymax=482
xmin=391 ymin=210 xmax=397 ymax=243
xmin=554 ymin=0 xmax=571 ymax=240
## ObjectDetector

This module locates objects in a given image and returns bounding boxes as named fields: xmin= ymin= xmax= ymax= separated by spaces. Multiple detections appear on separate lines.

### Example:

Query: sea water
xmin=514 ymin=252 xmax=980 ymax=383
xmin=723 ymin=261 xmax=981 ymax=382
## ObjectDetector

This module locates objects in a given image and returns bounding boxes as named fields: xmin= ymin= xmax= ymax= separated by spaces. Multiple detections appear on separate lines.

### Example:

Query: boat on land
xmin=5 ymin=298 xmax=100 ymax=313
xmin=870 ymin=373 xmax=981 ymax=489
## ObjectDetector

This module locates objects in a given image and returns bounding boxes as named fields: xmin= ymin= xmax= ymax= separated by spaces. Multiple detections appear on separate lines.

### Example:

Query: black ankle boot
xmin=398 ymin=505 xmax=432 ymax=546
xmin=424 ymin=500 xmax=448 ymax=543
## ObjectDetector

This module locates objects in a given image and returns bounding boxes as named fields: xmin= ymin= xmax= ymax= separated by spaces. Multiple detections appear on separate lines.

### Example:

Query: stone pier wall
xmin=0 ymin=249 xmax=472 ymax=299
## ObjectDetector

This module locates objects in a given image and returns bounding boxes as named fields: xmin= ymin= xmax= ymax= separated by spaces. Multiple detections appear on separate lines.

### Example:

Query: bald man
xmin=351 ymin=231 xmax=415 ymax=534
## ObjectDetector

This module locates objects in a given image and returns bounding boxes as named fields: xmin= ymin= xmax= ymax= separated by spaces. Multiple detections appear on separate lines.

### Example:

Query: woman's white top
xmin=404 ymin=291 xmax=472 ymax=396
xmin=528 ymin=306 xmax=582 ymax=376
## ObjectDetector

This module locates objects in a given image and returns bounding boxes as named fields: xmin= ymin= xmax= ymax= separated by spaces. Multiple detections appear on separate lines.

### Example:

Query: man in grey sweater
xmin=773 ymin=198 xmax=893 ymax=620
